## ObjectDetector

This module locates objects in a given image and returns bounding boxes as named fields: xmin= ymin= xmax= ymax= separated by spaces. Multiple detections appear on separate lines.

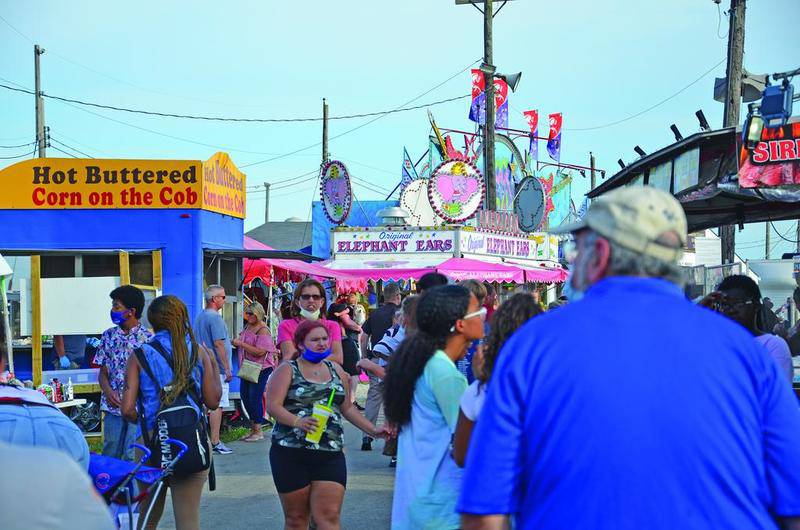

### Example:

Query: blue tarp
xmin=312 ymin=200 xmax=397 ymax=258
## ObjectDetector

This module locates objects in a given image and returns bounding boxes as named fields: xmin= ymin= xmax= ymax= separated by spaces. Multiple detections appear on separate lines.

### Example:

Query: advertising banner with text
xmin=0 ymin=152 xmax=246 ymax=218
xmin=332 ymin=229 xmax=456 ymax=258
xmin=460 ymin=230 xmax=557 ymax=261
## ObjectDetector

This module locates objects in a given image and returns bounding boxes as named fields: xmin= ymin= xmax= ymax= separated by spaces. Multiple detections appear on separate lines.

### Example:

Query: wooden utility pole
xmin=322 ymin=98 xmax=329 ymax=164
xmin=34 ymin=45 xmax=46 ymax=158
xmin=589 ymin=152 xmax=597 ymax=191
xmin=263 ymin=182 xmax=270 ymax=224
xmin=483 ymin=0 xmax=496 ymax=211
xmin=720 ymin=0 xmax=746 ymax=264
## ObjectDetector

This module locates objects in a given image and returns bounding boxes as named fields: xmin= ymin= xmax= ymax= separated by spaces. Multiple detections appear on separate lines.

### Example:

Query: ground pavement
xmin=160 ymin=390 xmax=395 ymax=529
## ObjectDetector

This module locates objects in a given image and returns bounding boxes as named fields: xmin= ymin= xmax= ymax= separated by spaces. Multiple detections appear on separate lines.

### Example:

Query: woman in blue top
xmin=122 ymin=295 xmax=221 ymax=530
xmin=383 ymin=285 xmax=486 ymax=530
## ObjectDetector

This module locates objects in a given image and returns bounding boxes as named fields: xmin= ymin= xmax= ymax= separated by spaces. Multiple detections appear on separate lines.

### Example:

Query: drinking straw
xmin=326 ymin=386 xmax=336 ymax=408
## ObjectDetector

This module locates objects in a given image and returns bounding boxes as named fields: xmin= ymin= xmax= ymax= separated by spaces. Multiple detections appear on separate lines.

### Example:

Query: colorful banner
xmin=401 ymin=147 xmax=419 ymax=189
xmin=333 ymin=229 xmax=457 ymax=256
xmin=493 ymin=78 xmax=509 ymax=129
xmin=468 ymin=70 xmax=509 ymax=128
xmin=544 ymin=170 xmax=572 ymax=229
xmin=547 ymin=112 xmax=563 ymax=162
xmin=428 ymin=159 xmax=485 ymax=223
xmin=0 ymin=154 xmax=245 ymax=218
xmin=468 ymin=69 xmax=485 ymax=124
xmin=523 ymin=109 xmax=539 ymax=162
xmin=738 ymin=122 xmax=800 ymax=188
xmin=320 ymin=160 xmax=353 ymax=225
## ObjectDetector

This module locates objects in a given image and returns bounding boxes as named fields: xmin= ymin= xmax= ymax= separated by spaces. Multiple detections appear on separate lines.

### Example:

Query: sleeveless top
xmin=271 ymin=360 xmax=346 ymax=452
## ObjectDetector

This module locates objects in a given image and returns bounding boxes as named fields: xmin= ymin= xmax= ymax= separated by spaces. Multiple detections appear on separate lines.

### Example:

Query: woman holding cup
xmin=267 ymin=319 xmax=391 ymax=530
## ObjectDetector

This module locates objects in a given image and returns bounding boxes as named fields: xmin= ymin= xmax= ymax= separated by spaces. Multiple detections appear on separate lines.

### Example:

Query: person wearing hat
xmin=458 ymin=187 xmax=800 ymax=530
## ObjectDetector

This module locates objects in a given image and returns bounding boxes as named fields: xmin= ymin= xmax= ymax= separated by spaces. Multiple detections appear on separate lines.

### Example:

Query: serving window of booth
xmin=203 ymin=254 xmax=243 ymax=343
xmin=1 ymin=250 xmax=162 ymax=389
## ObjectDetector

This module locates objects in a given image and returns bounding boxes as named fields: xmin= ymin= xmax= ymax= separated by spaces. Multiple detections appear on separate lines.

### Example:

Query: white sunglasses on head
xmin=450 ymin=306 xmax=488 ymax=332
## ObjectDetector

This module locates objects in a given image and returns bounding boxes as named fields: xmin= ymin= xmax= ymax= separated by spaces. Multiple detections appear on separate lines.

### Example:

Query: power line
xmin=0 ymin=140 xmax=35 ymax=149
xmin=565 ymin=58 xmax=727 ymax=132
xmin=50 ymin=137 xmax=95 ymax=158
xmin=246 ymin=169 xmax=322 ymax=190
xmin=49 ymin=145 xmax=78 ymax=158
xmin=0 ymin=82 xmax=468 ymax=123
xmin=0 ymin=148 xmax=36 ymax=160
xmin=240 ymin=59 xmax=481 ymax=168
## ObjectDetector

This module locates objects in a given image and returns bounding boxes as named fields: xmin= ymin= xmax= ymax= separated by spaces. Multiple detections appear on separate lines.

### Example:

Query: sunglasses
xmin=299 ymin=294 xmax=323 ymax=301
xmin=450 ymin=307 xmax=488 ymax=332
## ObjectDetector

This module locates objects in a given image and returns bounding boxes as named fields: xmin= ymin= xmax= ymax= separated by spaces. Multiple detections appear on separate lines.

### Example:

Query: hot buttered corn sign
xmin=0 ymin=151 xmax=245 ymax=219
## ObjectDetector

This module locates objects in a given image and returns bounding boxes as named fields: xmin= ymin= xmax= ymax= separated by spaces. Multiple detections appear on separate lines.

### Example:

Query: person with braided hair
xmin=384 ymin=285 xmax=486 ymax=530
xmin=122 ymin=295 xmax=221 ymax=530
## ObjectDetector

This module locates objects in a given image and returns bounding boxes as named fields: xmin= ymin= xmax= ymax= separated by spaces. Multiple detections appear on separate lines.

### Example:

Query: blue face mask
xmin=110 ymin=309 xmax=128 ymax=326
xmin=302 ymin=347 xmax=332 ymax=364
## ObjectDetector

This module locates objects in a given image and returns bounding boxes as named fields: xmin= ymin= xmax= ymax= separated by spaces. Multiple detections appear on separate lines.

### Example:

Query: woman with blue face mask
xmin=267 ymin=319 xmax=392 ymax=530
xmin=277 ymin=278 xmax=344 ymax=366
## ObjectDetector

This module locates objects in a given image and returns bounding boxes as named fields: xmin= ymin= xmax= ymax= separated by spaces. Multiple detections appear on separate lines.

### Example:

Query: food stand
xmin=0 ymin=152 xmax=301 ymax=433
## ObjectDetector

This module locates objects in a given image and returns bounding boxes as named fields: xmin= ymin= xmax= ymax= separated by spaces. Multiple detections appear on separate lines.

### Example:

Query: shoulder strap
xmin=134 ymin=347 xmax=156 ymax=447
xmin=148 ymin=339 xmax=204 ymax=409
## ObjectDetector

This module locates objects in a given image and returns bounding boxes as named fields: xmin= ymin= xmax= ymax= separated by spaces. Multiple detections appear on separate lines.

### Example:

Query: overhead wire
xmin=564 ymin=58 xmax=727 ymax=131
xmin=0 ymin=83 xmax=470 ymax=123
xmin=0 ymin=148 xmax=37 ymax=160
xmin=240 ymin=59 xmax=481 ymax=168
xmin=0 ymin=140 xmax=35 ymax=149
xmin=49 ymin=137 xmax=95 ymax=158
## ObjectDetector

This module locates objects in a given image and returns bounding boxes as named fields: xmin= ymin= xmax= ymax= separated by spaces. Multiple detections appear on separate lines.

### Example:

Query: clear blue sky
xmin=1 ymin=0 xmax=798 ymax=259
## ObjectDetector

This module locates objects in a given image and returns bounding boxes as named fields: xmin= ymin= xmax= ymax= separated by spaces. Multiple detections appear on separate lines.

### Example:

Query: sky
xmin=1 ymin=0 xmax=799 ymax=260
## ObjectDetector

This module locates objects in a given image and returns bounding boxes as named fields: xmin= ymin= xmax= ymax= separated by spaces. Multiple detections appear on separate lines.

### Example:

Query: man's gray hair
xmin=583 ymin=231 xmax=684 ymax=286
xmin=205 ymin=284 xmax=225 ymax=301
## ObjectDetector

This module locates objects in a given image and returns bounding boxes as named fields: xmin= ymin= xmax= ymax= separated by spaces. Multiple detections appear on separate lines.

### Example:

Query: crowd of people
xmin=4 ymin=187 xmax=800 ymax=529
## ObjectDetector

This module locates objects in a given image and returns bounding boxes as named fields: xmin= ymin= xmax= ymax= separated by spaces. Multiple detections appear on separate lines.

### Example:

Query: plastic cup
xmin=305 ymin=404 xmax=333 ymax=444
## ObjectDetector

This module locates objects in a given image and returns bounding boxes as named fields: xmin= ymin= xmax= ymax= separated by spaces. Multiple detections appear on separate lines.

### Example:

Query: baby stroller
xmin=89 ymin=439 xmax=188 ymax=529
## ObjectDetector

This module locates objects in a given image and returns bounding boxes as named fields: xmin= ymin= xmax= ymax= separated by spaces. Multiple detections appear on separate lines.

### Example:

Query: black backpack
xmin=135 ymin=340 xmax=211 ymax=477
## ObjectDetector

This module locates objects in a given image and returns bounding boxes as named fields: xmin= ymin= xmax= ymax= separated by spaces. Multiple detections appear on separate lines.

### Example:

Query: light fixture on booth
xmin=634 ymin=146 xmax=647 ymax=157
xmin=742 ymin=103 xmax=765 ymax=151
xmin=695 ymin=110 xmax=711 ymax=131
xmin=760 ymin=80 xmax=794 ymax=128
xmin=377 ymin=206 xmax=410 ymax=227
xmin=670 ymin=124 xmax=683 ymax=141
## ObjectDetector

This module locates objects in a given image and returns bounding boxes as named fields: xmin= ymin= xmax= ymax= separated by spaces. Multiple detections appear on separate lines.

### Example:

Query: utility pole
xmin=589 ymin=152 xmax=597 ymax=191
xmin=720 ymin=0 xmax=746 ymax=264
xmin=263 ymin=182 xmax=270 ymax=224
xmin=765 ymin=222 xmax=771 ymax=259
xmin=34 ymin=45 xmax=46 ymax=158
xmin=322 ymin=98 xmax=329 ymax=165
xmin=483 ymin=0 xmax=496 ymax=211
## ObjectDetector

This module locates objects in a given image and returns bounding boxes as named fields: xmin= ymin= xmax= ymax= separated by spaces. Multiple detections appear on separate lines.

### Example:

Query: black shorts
xmin=269 ymin=444 xmax=347 ymax=493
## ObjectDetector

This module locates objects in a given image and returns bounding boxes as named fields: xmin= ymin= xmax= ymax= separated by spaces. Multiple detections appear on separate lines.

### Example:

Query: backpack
xmin=134 ymin=340 xmax=211 ymax=477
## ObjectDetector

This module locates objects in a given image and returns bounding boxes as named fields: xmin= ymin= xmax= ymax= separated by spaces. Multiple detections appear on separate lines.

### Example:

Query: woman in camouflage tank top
xmin=267 ymin=320 xmax=392 ymax=530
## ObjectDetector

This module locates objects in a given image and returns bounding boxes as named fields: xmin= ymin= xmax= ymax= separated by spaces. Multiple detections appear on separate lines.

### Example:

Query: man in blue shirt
xmin=458 ymin=187 xmax=800 ymax=530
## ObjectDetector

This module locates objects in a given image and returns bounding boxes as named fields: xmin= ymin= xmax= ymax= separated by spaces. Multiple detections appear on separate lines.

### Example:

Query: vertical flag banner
xmin=523 ymin=109 xmax=539 ymax=162
xmin=468 ymin=69 xmax=486 ymax=123
xmin=401 ymin=147 xmax=418 ymax=190
xmin=428 ymin=135 xmax=445 ymax=177
xmin=493 ymin=79 xmax=509 ymax=129
xmin=547 ymin=113 xmax=563 ymax=162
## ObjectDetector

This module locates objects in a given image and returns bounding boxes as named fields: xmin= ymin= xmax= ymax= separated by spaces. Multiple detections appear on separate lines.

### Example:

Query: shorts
xmin=219 ymin=375 xmax=230 ymax=408
xmin=269 ymin=444 xmax=347 ymax=493
xmin=342 ymin=349 xmax=359 ymax=376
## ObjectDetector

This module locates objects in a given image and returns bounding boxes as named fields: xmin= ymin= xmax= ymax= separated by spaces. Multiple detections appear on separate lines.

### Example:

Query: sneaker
xmin=389 ymin=457 xmax=397 ymax=468
xmin=361 ymin=438 xmax=373 ymax=451
xmin=213 ymin=442 xmax=233 ymax=455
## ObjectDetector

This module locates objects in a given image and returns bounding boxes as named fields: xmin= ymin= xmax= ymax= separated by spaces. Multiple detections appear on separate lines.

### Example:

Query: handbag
xmin=237 ymin=359 xmax=262 ymax=383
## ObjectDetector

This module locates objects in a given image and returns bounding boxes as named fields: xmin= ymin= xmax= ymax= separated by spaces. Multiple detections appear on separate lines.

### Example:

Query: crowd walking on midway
xmin=4 ymin=186 xmax=800 ymax=529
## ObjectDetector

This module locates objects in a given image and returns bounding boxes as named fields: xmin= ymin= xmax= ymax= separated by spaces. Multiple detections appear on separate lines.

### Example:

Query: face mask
xmin=302 ymin=347 xmax=331 ymax=364
xmin=110 ymin=309 xmax=128 ymax=326
xmin=300 ymin=308 xmax=320 ymax=321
